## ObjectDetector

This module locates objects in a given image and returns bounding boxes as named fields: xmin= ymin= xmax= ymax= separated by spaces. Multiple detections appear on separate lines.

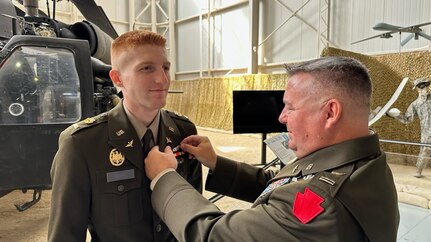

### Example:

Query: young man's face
xmin=278 ymin=73 xmax=328 ymax=158
xmin=114 ymin=44 xmax=171 ymax=113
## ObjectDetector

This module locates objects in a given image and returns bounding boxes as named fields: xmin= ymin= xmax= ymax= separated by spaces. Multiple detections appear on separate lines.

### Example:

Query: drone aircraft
xmin=0 ymin=0 xmax=120 ymax=210
xmin=351 ymin=21 xmax=431 ymax=46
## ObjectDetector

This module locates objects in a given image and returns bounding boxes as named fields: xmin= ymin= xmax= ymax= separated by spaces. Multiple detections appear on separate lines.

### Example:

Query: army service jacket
xmin=48 ymin=102 xmax=202 ymax=242
xmin=151 ymin=133 xmax=399 ymax=242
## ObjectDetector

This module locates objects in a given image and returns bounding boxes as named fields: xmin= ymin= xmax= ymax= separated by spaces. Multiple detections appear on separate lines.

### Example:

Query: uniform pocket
xmin=95 ymin=167 xmax=144 ymax=226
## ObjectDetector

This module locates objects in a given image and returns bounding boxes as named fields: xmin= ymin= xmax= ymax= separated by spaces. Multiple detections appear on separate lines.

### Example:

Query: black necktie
xmin=142 ymin=129 xmax=154 ymax=157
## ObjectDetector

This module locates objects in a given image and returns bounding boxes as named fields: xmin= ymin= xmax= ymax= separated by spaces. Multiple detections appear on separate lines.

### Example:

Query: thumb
xmin=164 ymin=146 xmax=173 ymax=154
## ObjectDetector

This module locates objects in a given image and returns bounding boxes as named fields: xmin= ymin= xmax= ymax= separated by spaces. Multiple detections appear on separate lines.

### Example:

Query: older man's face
xmin=278 ymin=73 xmax=328 ymax=158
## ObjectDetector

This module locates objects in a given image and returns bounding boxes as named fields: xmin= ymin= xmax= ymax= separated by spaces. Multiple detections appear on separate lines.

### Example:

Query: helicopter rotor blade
xmin=70 ymin=0 xmax=118 ymax=39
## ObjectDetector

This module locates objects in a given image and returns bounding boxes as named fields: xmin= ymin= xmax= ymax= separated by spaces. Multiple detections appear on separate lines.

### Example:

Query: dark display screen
xmin=233 ymin=90 xmax=287 ymax=134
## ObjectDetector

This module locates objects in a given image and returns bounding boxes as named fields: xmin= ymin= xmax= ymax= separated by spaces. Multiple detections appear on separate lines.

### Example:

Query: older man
xmin=145 ymin=56 xmax=399 ymax=242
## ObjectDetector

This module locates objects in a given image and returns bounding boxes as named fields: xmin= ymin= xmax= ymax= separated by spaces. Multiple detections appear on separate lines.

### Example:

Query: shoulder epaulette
xmin=308 ymin=163 xmax=355 ymax=198
xmin=165 ymin=110 xmax=192 ymax=123
xmin=70 ymin=112 xmax=108 ymax=135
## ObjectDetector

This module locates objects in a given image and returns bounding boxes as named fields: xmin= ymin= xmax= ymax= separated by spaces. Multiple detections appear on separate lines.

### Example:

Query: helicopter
xmin=0 ymin=0 xmax=120 ymax=211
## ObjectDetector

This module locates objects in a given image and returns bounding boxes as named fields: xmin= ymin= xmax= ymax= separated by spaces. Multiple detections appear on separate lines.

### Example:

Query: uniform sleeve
xmin=206 ymin=156 xmax=275 ymax=202
xmin=48 ymin=131 xmax=91 ymax=242
xmin=151 ymin=172 xmax=353 ymax=242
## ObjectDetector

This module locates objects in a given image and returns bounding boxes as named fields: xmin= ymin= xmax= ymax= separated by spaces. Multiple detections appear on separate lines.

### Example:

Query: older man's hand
xmin=181 ymin=135 xmax=217 ymax=170
xmin=144 ymin=146 xmax=178 ymax=180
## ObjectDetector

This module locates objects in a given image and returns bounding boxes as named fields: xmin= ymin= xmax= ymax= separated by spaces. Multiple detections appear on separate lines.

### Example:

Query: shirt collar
xmin=299 ymin=133 xmax=380 ymax=175
xmin=123 ymin=104 xmax=160 ymax=145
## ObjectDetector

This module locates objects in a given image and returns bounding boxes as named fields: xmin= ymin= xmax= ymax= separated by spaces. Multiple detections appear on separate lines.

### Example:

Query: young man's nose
xmin=155 ymin=69 xmax=170 ymax=83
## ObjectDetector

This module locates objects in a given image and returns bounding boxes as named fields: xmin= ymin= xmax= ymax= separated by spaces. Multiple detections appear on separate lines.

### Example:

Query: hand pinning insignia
xmin=109 ymin=148 xmax=125 ymax=166
xmin=125 ymin=140 xmax=134 ymax=148
xmin=172 ymin=145 xmax=194 ymax=159
xmin=116 ymin=130 xmax=125 ymax=136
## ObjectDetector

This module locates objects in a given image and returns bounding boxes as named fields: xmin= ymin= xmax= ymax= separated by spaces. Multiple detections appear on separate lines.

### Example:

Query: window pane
xmin=0 ymin=46 xmax=81 ymax=124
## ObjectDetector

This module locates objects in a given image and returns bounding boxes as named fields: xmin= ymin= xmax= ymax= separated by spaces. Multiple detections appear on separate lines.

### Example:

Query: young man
xmin=387 ymin=78 xmax=431 ymax=178
xmin=144 ymin=56 xmax=399 ymax=242
xmin=48 ymin=30 xmax=202 ymax=241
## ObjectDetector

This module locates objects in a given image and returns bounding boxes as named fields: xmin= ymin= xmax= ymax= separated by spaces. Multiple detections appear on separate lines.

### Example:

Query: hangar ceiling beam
xmin=249 ymin=0 xmax=259 ymax=74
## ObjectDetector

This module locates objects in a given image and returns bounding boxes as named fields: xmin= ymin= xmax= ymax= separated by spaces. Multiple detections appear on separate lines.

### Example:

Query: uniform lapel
xmin=158 ymin=110 xmax=182 ymax=150
xmin=107 ymin=102 xmax=144 ymax=171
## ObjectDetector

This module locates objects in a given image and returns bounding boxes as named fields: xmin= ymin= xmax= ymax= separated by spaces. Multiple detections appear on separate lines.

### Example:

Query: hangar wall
xmin=165 ymin=47 xmax=431 ymax=157
xmin=47 ymin=0 xmax=431 ymax=80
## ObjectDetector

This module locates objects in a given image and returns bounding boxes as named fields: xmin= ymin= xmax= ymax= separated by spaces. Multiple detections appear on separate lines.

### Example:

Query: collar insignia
xmin=169 ymin=126 xmax=175 ymax=132
xmin=166 ymin=137 xmax=172 ymax=143
xmin=125 ymin=140 xmax=134 ymax=148
xmin=116 ymin=130 xmax=125 ymax=136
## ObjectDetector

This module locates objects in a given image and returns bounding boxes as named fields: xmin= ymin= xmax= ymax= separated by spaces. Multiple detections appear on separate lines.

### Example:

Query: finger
xmin=181 ymin=135 xmax=202 ymax=145
xmin=164 ymin=146 xmax=173 ymax=154
xmin=180 ymin=143 xmax=196 ymax=153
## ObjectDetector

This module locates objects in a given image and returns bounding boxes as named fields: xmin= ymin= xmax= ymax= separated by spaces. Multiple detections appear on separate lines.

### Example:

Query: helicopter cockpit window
xmin=0 ymin=46 xmax=81 ymax=124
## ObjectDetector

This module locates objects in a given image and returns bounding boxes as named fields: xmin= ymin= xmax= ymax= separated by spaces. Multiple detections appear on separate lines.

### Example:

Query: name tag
xmin=106 ymin=169 xmax=135 ymax=183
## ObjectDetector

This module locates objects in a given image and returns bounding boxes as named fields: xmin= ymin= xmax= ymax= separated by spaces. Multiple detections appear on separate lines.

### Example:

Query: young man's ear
xmin=109 ymin=70 xmax=123 ymax=87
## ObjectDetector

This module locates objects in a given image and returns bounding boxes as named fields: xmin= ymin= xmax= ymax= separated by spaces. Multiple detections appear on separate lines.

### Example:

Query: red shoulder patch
xmin=293 ymin=187 xmax=324 ymax=224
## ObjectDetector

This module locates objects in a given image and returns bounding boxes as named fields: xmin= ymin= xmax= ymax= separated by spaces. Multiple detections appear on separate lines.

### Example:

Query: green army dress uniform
xmin=151 ymin=133 xmax=399 ymax=242
xmin=48 ymin=102 xmax=202 ymax=242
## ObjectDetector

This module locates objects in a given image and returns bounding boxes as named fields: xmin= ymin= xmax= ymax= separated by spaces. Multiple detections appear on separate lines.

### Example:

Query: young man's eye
xmin=141 ymin=66 xmax=154 ymax=72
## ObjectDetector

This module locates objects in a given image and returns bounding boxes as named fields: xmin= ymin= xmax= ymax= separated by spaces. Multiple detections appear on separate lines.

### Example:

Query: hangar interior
xmin=0 ymin=0 xmax=430 ymax=241
xmin=50 ymin=0 xmax=431 ymax=236
xmin=45 ymin=0 xmax=431 ymax=156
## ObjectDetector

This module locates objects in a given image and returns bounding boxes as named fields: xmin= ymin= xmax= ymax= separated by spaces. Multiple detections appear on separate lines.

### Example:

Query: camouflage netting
xmin=166 ymin=74 xmax=287 ymax=130
xmin=165 ymin=47 xmax=431 ymax=156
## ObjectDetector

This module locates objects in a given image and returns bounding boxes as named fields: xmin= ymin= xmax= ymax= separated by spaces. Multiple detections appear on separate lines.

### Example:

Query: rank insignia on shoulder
xmin=84 ymin=117 xmax=95 ymax=124
xmin=109 ymin=148 xmax=125 ymax=166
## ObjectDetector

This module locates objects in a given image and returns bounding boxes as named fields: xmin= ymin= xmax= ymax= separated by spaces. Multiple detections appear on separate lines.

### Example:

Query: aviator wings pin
xmin=125 ymin=140 xmax=134 ymax=148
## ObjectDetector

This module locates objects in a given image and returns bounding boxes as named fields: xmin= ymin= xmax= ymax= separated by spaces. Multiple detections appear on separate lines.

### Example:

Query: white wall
xmin=37 ymin=0 xmax=431 ymax=80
